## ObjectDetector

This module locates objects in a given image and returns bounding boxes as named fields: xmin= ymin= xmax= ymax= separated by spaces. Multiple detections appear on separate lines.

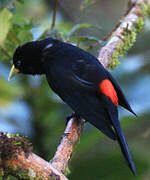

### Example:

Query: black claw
xmin=65 ymin=112 xmax=80 ymax=125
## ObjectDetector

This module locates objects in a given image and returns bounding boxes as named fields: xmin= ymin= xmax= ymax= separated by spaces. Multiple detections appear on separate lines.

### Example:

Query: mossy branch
xmin=0 ymin=132 xmax=68 ymax=180
xmin=98 ymin=0 xmax=150 ymax=69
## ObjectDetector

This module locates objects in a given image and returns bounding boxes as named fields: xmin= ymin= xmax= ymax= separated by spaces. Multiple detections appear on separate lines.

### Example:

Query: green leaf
xmin=76 ymin=35 xmax=103 ymax=43
xmin=75 ymin=36 xmax=104 ymax=50
xmin=0 ymin=8 xmax=13 ymax=46
xmin=67 ymin=23 xmax=102 ymax=37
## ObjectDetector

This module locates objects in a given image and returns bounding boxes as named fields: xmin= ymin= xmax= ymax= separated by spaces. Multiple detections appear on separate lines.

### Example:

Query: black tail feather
xmin=108 ymin=110 xmax=136 ymax=175
xmin=116 ymin=130 xmax=136 ymax=175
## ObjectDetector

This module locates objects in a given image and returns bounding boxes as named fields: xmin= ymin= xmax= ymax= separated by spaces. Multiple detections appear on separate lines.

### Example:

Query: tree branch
xmin=0 ymin=133 xmax=68 ymax=180
xmin=51 ymin=0 xmax=58 ymax=30
xmin=50 ymin=117 xmax=85 ymax=173
xmin=0 ymin=0 xmax=149 ymax=179
xmin=98 ymin=0 xmax=149 ymax=69
xmin=1 ymin=152 xmax=68 ymax=180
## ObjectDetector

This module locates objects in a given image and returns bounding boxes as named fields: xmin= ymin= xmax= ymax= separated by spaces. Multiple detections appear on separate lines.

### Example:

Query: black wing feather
xmin=106 ymin=71 xmax=137 ymax=116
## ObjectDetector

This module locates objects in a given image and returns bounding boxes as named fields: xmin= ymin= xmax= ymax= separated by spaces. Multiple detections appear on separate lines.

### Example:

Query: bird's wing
xmin=71 ymin=58 xmax=119 ymax=106
xmin=71 ymin=58 xmax=136 ymax=115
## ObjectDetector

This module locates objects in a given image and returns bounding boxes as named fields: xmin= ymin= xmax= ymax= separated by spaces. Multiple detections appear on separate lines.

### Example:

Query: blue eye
xmin=16 ymin=60 xmax=21 ymax=67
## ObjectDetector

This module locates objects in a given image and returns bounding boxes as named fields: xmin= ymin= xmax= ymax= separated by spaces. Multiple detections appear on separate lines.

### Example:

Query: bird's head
xmin=8 ymin=37 xmax=57 ymax=80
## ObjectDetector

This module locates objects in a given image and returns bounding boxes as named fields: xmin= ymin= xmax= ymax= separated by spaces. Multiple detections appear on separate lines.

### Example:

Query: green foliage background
xmin=0 ymin=0 xmax=150 ymax=179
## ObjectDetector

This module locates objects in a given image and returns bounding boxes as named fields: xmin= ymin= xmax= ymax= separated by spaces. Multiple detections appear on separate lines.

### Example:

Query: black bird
xmin=9 ymin=37 xmax=136 ymax=175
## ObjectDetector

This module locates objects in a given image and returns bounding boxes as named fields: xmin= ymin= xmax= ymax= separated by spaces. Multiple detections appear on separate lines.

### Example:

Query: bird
xmin=9 ymin=37 xmax=136 ymax=175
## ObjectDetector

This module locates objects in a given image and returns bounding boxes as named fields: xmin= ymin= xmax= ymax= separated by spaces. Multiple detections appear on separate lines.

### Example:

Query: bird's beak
xmin=8 ymin=65 xmax=20 ymax=81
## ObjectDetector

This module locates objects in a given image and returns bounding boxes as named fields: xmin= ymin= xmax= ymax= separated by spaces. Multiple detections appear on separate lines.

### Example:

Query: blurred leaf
xmin=0 ymin=77 xmax=22 ymax=106
xmin=67 ymin=23 xmax=102 ymax=37
xmin=0 ymin=8 xmax=12 ymax=46
xmin=0 ymin=0 xmax=23 ymax=11
xmin=71 ymin=150 xmax=148 ymax=180
xmin=76 ymin=35 xmax=104 ymax=46
xmin=7 ymin=21 xmax=33 ymax=45
xmin=16 ymin=0 xmax=24 ymax=3
xmin=0 ymin=0 xmax=16 ymax=13
xmin=41 ymin=28 xmax=64 ymax=41
xmin=16 ymin=24 xmax=33 ymax=43
xmin=76 ymin=36 xmax=99 ymax=42
xmin=80 ymin=0 xmax=96 ymax=10
xmin=76 ymin=129 xmax=102 ymax=156
xmin=0 ymin=0 xmax=10 ymax=7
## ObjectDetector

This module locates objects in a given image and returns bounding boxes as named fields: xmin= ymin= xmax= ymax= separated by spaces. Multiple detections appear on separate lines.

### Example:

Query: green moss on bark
xmin=140 ymin=2 xmax=150 ymax=16
xmin=0 ymin=132 xmax=32 ymax=160
xmin=109 ymin=1 xmax=149 ymax=70
xmin=110 ymin=14 xmax=145 ymax=70
xmin=135 ymin=17 xmax=144 ymax=33
xmin=110 ymin=29 xmax=136 ymax=70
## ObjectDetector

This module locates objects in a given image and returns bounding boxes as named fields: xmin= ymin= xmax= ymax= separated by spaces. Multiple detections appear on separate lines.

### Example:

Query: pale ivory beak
xmin=8 ymin=65 xmax=20 ymax=81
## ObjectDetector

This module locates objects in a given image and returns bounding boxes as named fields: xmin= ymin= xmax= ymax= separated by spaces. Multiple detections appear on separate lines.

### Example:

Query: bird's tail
xmin=108 ymin=110 xmax=136 ymax=175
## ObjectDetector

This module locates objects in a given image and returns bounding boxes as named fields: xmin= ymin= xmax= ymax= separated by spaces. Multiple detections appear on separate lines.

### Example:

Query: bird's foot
xmin=65 ymin=112 xmax=80 ymax=125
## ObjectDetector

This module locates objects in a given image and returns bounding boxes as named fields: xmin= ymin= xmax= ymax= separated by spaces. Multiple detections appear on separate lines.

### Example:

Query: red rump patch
xmin=99 ymin=79 xmax=118 ymax=106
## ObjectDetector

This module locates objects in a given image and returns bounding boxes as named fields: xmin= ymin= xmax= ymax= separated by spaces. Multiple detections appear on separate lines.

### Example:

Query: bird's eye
xmin=16 ymin=60 xmax=21 ymax=67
